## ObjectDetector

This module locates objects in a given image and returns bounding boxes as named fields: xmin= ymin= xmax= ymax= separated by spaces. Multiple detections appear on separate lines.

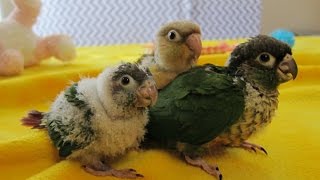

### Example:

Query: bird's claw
xmin=238 ymin=141 xmax=268 ymax=155
xmin=129 ymin=168 xmax=137 ymax=172
xmin=83 ymin=165 xmax=143 ymax=178
xmin=184 ymin=155 xmax=222 ymax=180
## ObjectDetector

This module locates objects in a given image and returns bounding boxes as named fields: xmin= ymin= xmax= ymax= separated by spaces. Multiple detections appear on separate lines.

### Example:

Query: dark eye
xmin=259 ymin=53 xmax=270 ymax=62
xmin=167 ymin=30 xmax=177 ymax=41
xmin=121 ymin=76 xmax=130 ymax=85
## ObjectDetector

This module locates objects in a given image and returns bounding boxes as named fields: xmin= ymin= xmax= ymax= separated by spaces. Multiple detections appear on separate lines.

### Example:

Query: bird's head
xmin=97 ymin=63 xmax=158 ymax=112
xmin=227 ymin=35 xmax=298 ymax=90
xmin=155 ymin=20 xmax=202 ymax=73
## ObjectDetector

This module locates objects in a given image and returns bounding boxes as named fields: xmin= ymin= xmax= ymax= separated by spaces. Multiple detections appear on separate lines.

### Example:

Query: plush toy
xmin=0 ymin=0 xmax=76 ymax=76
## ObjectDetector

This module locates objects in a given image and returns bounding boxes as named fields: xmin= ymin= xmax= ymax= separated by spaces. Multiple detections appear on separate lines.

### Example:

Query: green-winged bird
xmin=145 ymin=35 xmax=298 ymax=179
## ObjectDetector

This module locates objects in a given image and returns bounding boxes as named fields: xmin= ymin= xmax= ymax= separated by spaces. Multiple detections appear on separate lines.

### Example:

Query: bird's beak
xmin=135 ymin=78 xmax=158 ymax=108
xmin=277 ymin=54 xmax=298 ymax=83
xmin=186 ymin=33 xmax=202 ymax=64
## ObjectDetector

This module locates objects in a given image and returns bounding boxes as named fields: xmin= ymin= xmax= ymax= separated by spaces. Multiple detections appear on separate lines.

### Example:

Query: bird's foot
xmin=236 ymin=141 xmax=268 ymax=155
xmin=83 ymin=164 xmax=143 ymax=179
xmin=184 ymin=155 xmax=222 ymax=180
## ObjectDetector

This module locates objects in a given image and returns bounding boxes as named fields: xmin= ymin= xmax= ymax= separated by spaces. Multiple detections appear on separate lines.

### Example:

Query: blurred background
xmin=261 ymin=0 xmax=319 ymax=35
xmin=0 ymin=0 xmax=319 ymax=45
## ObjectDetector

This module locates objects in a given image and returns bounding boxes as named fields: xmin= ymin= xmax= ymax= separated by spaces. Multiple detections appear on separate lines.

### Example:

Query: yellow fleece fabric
xmin=0 ymin=37 xmax=319 ymax=180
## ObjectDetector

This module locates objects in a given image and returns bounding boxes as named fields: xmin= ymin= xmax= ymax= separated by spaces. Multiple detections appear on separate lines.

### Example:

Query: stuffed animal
xmin=0 ymin=0 xmax=76 ymax=76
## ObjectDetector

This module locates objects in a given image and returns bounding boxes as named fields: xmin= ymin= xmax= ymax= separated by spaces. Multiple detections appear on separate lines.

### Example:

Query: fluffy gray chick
xmin=22 ymin=62 xmax=158 ymax=178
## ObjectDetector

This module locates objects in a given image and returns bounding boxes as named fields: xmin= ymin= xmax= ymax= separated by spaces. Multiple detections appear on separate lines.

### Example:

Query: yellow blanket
xmin=1 ymin=37 xmax=320 ymax=180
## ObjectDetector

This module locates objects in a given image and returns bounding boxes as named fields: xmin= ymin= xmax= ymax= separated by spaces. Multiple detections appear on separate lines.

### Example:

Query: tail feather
xmin=21 ymin=110 xmax=46 ymax=129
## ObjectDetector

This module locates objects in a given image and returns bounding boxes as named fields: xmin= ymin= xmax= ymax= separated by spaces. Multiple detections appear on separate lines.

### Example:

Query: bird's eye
xmin=259 ymin=53 xmax=270 ymax=62
xmin=255 ymin=53 xmax=276 ymax=68
xmin=121 ymin=76 xmax=130 ymax=85
xmin=168 ymin=31 xmax=176 ymax=40
xmin=119 ymin=75 xmax=137 ymax=90
xmin=167 ymin=30 xmax=181 ymax=41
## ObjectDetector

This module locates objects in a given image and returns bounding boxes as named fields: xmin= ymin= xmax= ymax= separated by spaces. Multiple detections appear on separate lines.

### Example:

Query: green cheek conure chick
xmin=22 ymin=62 xmax=158 ymax=178
xmin=138 ymin=20 xmax=202 ymax=89
xmin=145 ymin=35 xmax=298 ymax=179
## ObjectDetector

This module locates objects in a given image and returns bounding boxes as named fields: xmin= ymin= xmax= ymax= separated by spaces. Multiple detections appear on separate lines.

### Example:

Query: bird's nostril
xmin=148 ymin=87 xmax=153 ymax=94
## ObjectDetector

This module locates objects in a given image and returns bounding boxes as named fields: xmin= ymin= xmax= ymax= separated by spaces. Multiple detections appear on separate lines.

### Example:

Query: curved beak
xmin=277 ymin=54 xmax=298 ymax=82
xmin=135 ymin=78 xmax=158 ymax=108
xmin=186 ymin=33 xmax=202 ymax=63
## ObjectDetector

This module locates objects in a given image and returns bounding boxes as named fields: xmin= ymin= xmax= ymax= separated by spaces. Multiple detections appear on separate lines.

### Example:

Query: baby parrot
xmin=138 ymin=20 xmax=202 ymax=89
xmin=145 ymin=35 xmax=298 ymax=179
xmin=22 ymin=62 xmax=158 ymax=178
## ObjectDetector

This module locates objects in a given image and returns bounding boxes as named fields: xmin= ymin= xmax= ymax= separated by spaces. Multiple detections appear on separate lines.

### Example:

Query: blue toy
xmin=270 ymin=29 xmax=295 ymax=48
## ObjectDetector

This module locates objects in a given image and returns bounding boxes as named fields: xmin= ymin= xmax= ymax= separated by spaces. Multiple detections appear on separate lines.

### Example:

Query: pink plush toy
xmin=0 ymin=0 xmax=76 ymax=76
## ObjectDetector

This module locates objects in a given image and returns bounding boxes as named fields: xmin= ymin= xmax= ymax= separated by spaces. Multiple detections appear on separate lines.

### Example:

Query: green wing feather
xmin=47 ymin=118 xmax=81 ymax=157
xmin=147 ymin=64 xmax=245 ymax=147
xmin=46 ymin=83 xmax=94 ymax=157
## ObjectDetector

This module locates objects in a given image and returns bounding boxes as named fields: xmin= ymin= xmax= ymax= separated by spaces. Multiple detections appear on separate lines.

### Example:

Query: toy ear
xmin=3 ymin=0 xmax=41 ymax=28
xmin=12 ymin=0 xmax=41 ymax=11
xmin=0 ymin=0 xmax=14 ymax=18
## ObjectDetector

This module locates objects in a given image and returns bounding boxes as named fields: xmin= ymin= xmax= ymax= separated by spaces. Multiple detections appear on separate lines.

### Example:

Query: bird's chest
xmin=95 ymin=113 xmax=148 ymax=157
xmin=215 ymin=84 xmax=279 ymax=146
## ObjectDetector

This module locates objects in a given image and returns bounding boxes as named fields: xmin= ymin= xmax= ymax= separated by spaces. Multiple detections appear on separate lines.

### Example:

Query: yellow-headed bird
xmin=139 ymin=20 xmax=202 ymax=89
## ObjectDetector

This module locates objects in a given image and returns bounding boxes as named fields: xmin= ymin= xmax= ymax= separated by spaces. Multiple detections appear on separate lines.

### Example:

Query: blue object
xmin=270 ymin=29 xmax=295 ymax=48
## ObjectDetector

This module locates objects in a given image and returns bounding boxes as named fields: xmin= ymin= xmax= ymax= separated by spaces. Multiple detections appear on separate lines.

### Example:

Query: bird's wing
xmin=46 ymin=84 xmax=94 ymax=158
xmin=147 ymin=65 xmax=245 ymax=146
